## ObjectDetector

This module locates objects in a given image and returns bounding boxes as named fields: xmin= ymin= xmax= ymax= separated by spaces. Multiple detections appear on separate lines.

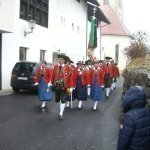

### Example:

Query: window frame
xmin=40 ymin=50 xmax=46 ymax=61
xmin=20 ymin=0 xmax=49 ymax=28
xmin=19 ymin=47 xmax=27 ymax=61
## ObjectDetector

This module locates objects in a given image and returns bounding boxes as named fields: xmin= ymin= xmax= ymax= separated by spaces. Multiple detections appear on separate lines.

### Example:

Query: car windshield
xmin=13 ymin=63 xmax=37 ymax=73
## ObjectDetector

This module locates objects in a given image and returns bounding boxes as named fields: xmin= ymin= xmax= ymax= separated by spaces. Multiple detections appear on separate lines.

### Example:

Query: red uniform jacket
xmin=90 ymin=67 xmax=105 ymax=86
xmin=68 ymin=64 xmax=75 ymax=87
xmin=73 ymin=68 xmax=89 ymax=86
xmin=103 ymin=64 xmax=113 ymax=77
xmin=52 ymin=64 xmax=73 ymax=88
xmin=34 ymin=67 xmax=52 ymax=83
xmin=113 ymin=65 xmax=120 ymax=77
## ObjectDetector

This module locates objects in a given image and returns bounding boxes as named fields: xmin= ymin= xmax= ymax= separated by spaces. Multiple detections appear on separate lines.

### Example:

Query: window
xmin=61 ymin=17 xmax=65 ymax=26
xmin=118 ymin=0 xmax=122 ymax=8
xmin=61 ymin=17 xmax=63 ymax=24
xmin=77 ymin=26 xmax=80 ymax=33
xmin=19 ymin=47 xmax=27 ymax=61
xmin=40 ymin=50 xmax=46 ymax=61
xmin=72 ymin=23 xmax=74 ymax=31
xmin=20 ymin=0 xmax=49 ymax=28
xmin=63 ymin=18 xmax=66 ymax=26
xmin=103 ymin=0 xmax=109 ymax=5
xmin=115 ymin=44 xmax=119 ymax=64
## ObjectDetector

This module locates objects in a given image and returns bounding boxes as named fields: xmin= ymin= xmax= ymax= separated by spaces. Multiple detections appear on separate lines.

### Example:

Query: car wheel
xmin=12 ymin=88 xmax=20 ymax=92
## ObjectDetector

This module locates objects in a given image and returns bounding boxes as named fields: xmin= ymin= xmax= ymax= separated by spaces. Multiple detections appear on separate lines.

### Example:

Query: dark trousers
xmin=55 ymin=89 xmax=67 ymax=103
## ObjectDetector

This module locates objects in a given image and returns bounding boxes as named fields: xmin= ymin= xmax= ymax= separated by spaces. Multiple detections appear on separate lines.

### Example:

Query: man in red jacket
xmin=112 ymin=63 xmax=120 ymax=90
xmin=103 ymin=57 xmax=113 ymax=99
xmin=52 ymin=54 xmax=73 ymax=120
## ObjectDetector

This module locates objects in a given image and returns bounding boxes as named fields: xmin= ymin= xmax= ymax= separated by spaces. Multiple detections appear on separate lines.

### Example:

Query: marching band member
xmin=113 ymin=63 xmax=120 ymax=89
xmin=34 ymin=61 xmax=53 ymax=108
xmin=74 ymin=61 xmax=89 ymax=109
xmin=84 ymin=60 xmax=93 ymax=96
xmin=52 ymin=54 xmax=73 ymax=120
xmin=103 ymin=57 xmax=113 ymax=99
xmin=66 ymin=59 xmax=76 ymax=109
xmin=110 ymin=60 xmax=115 ymax=92
xmin=89 ymin=60 xmax=105 ymax=110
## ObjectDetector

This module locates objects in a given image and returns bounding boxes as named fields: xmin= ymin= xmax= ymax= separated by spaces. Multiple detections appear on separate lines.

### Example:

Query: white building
xmin=0 ymin=0 xmax=109 ymax=90
xmin=98 ymin=0 xmax=131 ymax=70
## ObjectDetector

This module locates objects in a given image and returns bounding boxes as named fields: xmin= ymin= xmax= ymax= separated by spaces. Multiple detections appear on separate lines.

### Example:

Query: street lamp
xmin=24 ymin=19 xmax=36 ymax=37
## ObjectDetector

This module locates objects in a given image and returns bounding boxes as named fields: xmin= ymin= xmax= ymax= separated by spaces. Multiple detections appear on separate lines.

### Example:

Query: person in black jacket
xmin=117 ymin=85 xmax=150 ymax=150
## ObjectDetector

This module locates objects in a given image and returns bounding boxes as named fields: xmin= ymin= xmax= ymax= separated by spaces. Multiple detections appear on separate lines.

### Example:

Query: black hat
xmin=41 ymin=60 xmax=47 ymax=65
xmin=99 ymin=60 xmax=104 ymax=63
xmin=93 ymin=60 xmax=99 ymax=64
xmin=68 ymin=59 xmax=74 ymax=63
xmin=57 ymin=54 xmax=69 ymax=63
xmin=105 ymin=56 xmax=112 ymax=60
xmin=85 ymin=59 xmax=92 ymax=65
xmin=76 ymin=61 xmax=84 ymax=65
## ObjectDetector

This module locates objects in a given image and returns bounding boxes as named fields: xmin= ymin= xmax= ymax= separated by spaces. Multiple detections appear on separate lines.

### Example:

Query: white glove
xmin=101 ymin=85 xmax=104 ymax=88
xmin=120 ymin=124 xmax=123 ymax=129
xmin=87 ymin=84 xmax=90 ymax=88
xmin=48 ymin=82 xmax=52 ymax=87
xmin=70 ymin=87 xmax=73 ymax=93
xmin=35 ymin=82 xmax=38 ymax=86
xmin=87 ymin=86 xmax=90 ymax=96
xmin=47 ymin=88 xmax=49 ymax=92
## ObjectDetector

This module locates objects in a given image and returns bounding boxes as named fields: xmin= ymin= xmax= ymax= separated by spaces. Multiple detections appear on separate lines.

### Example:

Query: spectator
xmin=117 ymin=86 xmax=150 ymax=150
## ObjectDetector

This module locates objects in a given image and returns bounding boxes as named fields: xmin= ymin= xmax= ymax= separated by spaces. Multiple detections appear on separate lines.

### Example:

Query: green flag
xmin=89 ymin=16 xmax=97 ymax=49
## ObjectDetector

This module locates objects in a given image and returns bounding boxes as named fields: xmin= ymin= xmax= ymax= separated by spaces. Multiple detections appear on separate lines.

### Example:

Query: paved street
xmin=0 ymin=78 xmax=123 ymax=150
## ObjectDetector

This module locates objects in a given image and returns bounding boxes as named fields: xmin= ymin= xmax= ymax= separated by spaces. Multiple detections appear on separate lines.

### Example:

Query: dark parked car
xmin=10 ymin=61 xmax=39 ymax=92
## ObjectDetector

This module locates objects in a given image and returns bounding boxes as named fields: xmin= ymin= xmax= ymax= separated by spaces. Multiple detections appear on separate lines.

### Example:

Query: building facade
xmin=98 ymin=0 xmax=131 ymax=70
xmin=0 ymin=0 xmax=108 ymax=90
xmin=0 ymin=0 xmax=89 ymax=89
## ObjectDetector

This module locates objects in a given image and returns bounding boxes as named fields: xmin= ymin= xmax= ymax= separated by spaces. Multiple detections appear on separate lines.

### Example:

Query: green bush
xmin=147 ymin=99 xmax=150 ymax=109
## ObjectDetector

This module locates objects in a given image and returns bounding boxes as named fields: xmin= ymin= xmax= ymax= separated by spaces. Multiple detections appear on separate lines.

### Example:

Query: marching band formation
xmin=34 ymin=54 xmax=120 ymax=120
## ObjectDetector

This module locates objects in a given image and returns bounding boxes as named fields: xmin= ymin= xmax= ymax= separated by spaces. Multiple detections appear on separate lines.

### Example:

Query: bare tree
xmin=124 ymin=30 xmax=150 ymax=59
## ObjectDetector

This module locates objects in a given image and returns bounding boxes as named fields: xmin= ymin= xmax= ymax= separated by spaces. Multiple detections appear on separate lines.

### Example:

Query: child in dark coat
xmin=117 ymin=86 xmax=150 ymax=150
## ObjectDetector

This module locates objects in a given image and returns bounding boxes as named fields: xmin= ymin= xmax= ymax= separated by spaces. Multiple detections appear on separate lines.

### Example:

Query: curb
xmin=0 ymin=89 xmax=14 ymax=96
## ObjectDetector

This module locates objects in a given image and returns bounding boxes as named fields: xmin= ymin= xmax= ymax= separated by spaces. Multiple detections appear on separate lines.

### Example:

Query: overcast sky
xmin=123 ymin=0 xmax=150 ymax=35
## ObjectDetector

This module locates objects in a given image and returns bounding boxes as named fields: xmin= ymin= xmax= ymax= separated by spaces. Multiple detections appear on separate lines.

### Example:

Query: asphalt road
xmin=0 ymin=78 xmax=123 ymax=150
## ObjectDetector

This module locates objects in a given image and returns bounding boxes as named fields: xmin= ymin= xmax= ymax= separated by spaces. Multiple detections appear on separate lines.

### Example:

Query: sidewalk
xmin=0 ymin=89 xmax=13 ymax=96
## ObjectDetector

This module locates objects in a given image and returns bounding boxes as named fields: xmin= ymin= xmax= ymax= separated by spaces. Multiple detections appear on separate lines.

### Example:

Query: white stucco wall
xmin=0 ymin=0 xmax=15 ymax=32
xmin=101 ymin=35 xmax=130 ymax=70
xmin=1 ymin=0 xmax=88 ymax=89
xmin=52 ymin=0 xmax=87 ymax=62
